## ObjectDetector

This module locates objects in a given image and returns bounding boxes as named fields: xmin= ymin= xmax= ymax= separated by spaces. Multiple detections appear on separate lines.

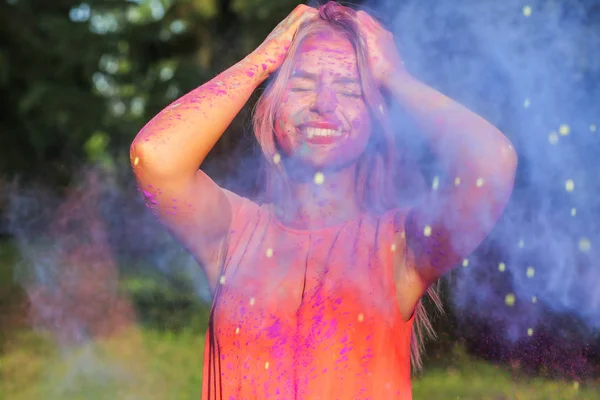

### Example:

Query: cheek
xmin=276 ymin=93 xmax=307 ymax=135
xmin=275 ymin=104 xmax=295 ymax=135
xmin=274 ymin=105 xmax=299 ymax=154
xmin=347 ymin=104 xmax=371 ymax=135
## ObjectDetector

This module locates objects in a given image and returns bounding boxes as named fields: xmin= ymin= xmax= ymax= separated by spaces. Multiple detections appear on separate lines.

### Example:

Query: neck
xmin=275 ymin=163 xmax=361 ymax=230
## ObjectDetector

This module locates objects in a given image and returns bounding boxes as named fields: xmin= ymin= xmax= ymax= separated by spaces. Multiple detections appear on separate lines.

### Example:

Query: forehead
xmin=292 ymin=33 xmax=358 ymax=78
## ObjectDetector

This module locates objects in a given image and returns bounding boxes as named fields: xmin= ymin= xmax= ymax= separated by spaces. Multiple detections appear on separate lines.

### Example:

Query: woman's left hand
xmin=357 ymin=11 xmax=406 ymax=88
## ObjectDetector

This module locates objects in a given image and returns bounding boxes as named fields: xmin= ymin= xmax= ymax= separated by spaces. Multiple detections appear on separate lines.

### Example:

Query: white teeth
xmin=305 ymin=128 xmax=342 ymax=138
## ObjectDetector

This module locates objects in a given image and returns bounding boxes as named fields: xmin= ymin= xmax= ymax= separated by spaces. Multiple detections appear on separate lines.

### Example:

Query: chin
xmin=277 ymin=135 xmax=368 ymax=174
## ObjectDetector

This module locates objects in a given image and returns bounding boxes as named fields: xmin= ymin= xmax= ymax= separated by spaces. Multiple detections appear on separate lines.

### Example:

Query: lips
xmin=300 ymin=121 xmax=341 ymax=130
xmin=297 ymin=121 xmax=346 ymax=145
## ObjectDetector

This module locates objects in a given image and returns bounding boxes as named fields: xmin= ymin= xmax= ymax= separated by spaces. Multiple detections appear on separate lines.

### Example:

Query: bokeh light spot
xmin=476 ymin=178 xmax=485 ymax=187
xmin=314 ymin=172 xmax=325 ymax=185
xmin=565 ymin=179 xmax=575 ymax=192
xmin=523 ymin=98 xmax=531 ymax=108
xmin=518 ymin=239 xmax=525 ymax=248
xmin=432 ymin=176 xmax=440 ymax=190
xmin=462 ymin=259 xmax=469 ymax=268
xmin=526 ymin=266 xmax=535 ymax=278
xmin=423 ymin=225 xmax=432 ymax=237
xmin=532 ymin=296 xmax=537 ymax=303
xmin=133 ymin=156 xmax=139 ymax=166
xmin=505 ymin=293 xmax=516 ymax=306
xmin=527 ymin=328 xmax=534 ymax=336
xmin=559 ymin=124 xmax=570 ymax=136
xmin=454 ymin=177 xmax=461 ymax=186
xmin=358 ymin=313 xmax=364 ymax=322
xmin=249 ymin=297 xmax=255 ymax=306
xmin=265 ymin=361 xmax=270 ymax=370
xmin=235 ymin=327 xmax=240 ymax=334
xmin=266 ymin=248 xmax=274 ymax=258
xmin=390 ymin=243 xmax=397 ymax=252
xmin=578 ymin=237 xmax=591 ymax=253
xmin=522 ymin=5 xmax=532 ymax=17
xmin=571 ymin=207 xmax=577 ymax=217
xmin=219 ymin=275 xmax=226 ymax=285
xmin=273 ymin=153 xmax=281 ymax=164
xmin=548 ymin=131 xmax=559 ymax=145
xmin=498 ymin=262 xmax=506 ymax=272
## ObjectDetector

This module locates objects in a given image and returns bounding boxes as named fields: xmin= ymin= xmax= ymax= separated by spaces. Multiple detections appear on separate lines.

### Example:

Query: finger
xmin=293 ymin=4 xmax=313 ymax=14
xmin=290 ymin=5 xmax=317 ymax=22
xmin=357 ymin=10 xmax=373 ymax=24
xmin=296 ymin=8 xmax=319 ymax=30
xmin=295 ymin=4 xmax=318 ymax=18
xmin=356 ymin=10 xmax=376 ymax=34
xmin=357 ymin=10 xmax=383 ymax=31
xmin=286 ymin=6 xmax=317 ymax=33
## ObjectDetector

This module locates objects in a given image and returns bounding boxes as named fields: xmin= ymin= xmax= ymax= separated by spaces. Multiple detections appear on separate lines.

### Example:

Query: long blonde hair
xmin=252 ymin=1 xmax=443 ymax=371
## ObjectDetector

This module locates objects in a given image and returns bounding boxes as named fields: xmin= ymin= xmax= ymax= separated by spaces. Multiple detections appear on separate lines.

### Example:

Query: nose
xmin=310 ymin=86 xmax=337 ymax=115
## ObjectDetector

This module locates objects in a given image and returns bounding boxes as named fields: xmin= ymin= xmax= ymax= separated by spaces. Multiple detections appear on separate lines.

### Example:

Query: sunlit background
xmin=1 ymin=0 xmax=599 ymax=399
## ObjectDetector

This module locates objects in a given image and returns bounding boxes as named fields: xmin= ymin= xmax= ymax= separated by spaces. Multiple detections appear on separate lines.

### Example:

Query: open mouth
xmin=299 ymin=127 xmax=346 ymax=145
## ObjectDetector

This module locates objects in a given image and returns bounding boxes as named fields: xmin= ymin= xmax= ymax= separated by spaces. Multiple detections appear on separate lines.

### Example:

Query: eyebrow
xmin=291 ymin=69 xmax=360 ymax=84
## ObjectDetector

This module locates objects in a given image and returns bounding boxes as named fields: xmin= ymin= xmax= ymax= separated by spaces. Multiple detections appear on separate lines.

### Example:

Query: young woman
xmin=130 ymin=2 xmax=517 ymax=399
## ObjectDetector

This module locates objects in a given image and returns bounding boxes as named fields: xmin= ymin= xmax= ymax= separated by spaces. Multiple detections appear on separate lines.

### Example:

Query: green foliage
xmin=0 ymin=0 xmax=294 ymax=186
xmin=0 ymin=240 xmax=27 ymax=353
xmin=121 ymin=272 xmax=211 ymax=333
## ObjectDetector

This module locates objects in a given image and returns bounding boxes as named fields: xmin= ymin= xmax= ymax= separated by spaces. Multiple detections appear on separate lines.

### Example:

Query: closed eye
xmin=290 ymin=87 xmax=313 ymax=92
xmin=339 ymin=91 xmax=363 ymax=98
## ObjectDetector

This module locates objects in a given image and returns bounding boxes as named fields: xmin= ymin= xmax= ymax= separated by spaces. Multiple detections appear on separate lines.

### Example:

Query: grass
xmin=413 ymin=346 xmax=596 ymax=399
xmin=1 ymin=328 xmax=204 ymax=400
xmin=1 ymin=327 xmax=597 ymax=400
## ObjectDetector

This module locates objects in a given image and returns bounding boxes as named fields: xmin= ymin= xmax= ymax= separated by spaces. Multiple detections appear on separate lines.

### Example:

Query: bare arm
xmin=130 ymin=57 xmax=267 ymax=287
xmin=131 ymin=56 xmax=267 ymax=180
xmin=130 ymin=5 xmax=317 ymax=290
xmin=390 ymin=73 xmax=517 ymax=284
xmin=357 ymin=11 xmax=517 ymax=308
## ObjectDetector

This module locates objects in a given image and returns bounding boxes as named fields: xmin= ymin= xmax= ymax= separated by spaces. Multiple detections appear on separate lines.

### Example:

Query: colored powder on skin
xmin=299 ymin=143 xmax=310 ymax=156
xmin=141 ymin=190 xmax=158 ymax=206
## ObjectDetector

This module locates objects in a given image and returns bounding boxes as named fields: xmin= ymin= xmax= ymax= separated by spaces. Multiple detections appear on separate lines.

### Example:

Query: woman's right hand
xmin=250 ymin=4 xmax=318 ymax=77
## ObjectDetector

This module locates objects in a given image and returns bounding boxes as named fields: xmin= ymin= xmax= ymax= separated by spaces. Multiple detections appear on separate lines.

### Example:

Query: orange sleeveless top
xmin=202 ymin=190 xmax=414 ymax=400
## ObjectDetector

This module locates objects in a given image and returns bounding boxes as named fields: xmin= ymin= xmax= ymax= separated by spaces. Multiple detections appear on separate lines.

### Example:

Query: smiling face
xmin=274 ymin=30 xmax=372 ymax=171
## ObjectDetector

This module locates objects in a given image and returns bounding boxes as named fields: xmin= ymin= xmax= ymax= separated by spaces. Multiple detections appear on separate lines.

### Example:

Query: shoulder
xmin=220 ymin=188 xmax=273 ymax=244
xmin=221 ymin=188 xmax=272 ymax=223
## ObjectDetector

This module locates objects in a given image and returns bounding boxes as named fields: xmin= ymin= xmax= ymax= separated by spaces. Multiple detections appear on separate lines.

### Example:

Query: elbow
xmin=499 ymin=134 xmax=518 ymax=166
xmin=503 ymin=143 xmax=518 ymax=180
xmin=493 ymin=135 xmax=518 ymax=180
xmin=129 ymin=138 xmax=188 ymax=179
xmin=129 ymin=138 xmax=163 ymax=177
xmin=129 ymin=140 xmax=146 ymax=172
